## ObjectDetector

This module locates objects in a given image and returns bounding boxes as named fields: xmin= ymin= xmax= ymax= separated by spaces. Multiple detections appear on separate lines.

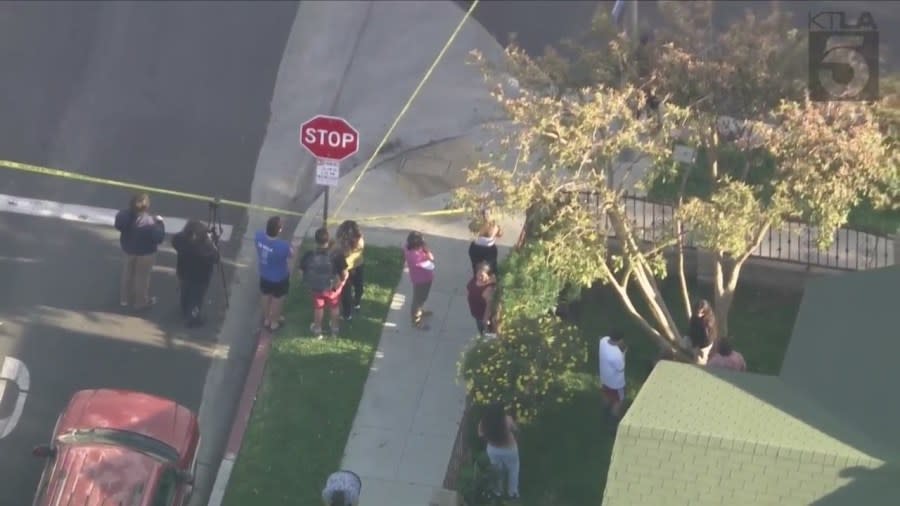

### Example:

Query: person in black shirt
xmin=687 ymin=299 xmax=718 ymax=364
xmin=172 ymin=220 xmax=219 ymax=327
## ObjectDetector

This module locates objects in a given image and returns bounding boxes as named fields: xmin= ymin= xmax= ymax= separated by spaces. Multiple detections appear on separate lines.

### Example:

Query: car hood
xmin=57 ymin=389 xmax=196 ymax=457
xmin=36 ymin=444 xmax=160 ymax=506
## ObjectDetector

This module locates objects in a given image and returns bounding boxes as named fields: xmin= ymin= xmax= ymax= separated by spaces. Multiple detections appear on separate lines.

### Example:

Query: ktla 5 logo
xmin=808 ymin=11 xmax=879 ymax=102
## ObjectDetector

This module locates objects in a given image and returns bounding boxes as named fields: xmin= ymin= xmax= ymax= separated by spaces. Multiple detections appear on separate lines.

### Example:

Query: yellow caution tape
xmin=0 ymin=159 xmax=469 ymax=224
xmin=332 ymin=0 xmax=481 ymax=219
xmin=0 ymin=159 xmax=307 ymax=217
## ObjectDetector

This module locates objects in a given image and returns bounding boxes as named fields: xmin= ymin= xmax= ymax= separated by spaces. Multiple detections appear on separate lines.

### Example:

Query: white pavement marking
xmin=0 ymin=192 xmax=234 ymax=241
xmin=207 ymin=456 xmax=235 ymax=506
xmin=0 ymin=356 xmax=30 ymax=439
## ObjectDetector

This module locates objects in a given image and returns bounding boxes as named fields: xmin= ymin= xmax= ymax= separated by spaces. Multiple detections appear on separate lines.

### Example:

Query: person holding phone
xmin=114 ymin=193 xmax=165 ymax=310
xmin=404 ymin=231 xmax=435 ymax=330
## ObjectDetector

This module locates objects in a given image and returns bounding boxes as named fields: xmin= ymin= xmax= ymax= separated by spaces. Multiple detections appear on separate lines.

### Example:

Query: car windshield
xmin=56 ymin=428 xmax=179 ymax=463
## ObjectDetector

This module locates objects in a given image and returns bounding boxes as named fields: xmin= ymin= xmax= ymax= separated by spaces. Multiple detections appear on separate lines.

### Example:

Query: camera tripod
xmin=207 ymin=200 xmax=230 ymax=308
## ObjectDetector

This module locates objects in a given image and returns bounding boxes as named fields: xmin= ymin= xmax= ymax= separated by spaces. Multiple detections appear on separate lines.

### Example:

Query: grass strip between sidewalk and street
xmin=223 ymin=245 xmax=404 ymax=506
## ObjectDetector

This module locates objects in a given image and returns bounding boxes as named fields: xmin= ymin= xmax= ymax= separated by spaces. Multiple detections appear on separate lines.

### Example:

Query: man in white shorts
xmin=598 ymin=331 xmax=627 ymax=428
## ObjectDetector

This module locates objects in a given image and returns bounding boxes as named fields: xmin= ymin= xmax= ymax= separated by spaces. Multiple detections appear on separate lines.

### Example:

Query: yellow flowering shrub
xmin=459 ymin=315 xmax=586 ymax=423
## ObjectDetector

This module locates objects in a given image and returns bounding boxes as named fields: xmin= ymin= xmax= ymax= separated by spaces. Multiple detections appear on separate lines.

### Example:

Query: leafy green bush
xmin=460 ymin=315 xmax=587 ymax=423
xmin=498 ymin=242 xmax=565 ymax=320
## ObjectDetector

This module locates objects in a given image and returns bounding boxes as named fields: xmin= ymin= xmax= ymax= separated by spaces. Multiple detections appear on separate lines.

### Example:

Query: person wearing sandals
xmin=254 ymin=216 xmax=293 ymax=331
xmin=321 ymin=469 xmax=362 ymax=506
xmin=404 ymin=231 xmax=435 ymax=330
xmin=478 ymin=403 xmax=520 ymax=500
xmin=300 ymin=227 xmax=348 ymax=339
xmin=115 ymin=193 xmax=165 ymax=311
xmin=336 ymin=220 xmax=365 ymax=321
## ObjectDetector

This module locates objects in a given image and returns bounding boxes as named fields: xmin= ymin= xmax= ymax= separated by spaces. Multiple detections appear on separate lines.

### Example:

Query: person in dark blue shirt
xmin=255 ymin=216 xmax=293 ymax=330
xmin=114 ymin=193 xmax=165 ymax=310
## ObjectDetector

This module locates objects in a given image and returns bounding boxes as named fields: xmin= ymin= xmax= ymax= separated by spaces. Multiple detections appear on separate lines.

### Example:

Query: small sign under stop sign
xmin=315 ymin=159 xmax=340 ymax=187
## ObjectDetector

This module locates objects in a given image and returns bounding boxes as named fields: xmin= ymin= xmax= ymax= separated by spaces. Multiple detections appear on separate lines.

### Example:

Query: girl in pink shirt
xmin=405 ymin=231 xmax=435 ymax=329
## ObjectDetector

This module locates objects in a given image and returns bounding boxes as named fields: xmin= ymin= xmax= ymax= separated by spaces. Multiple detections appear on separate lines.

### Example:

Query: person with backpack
xmin=300 ymin=227 xmax=348 ymax=338
xmin=114 ymin=192 xmax=165 ymax=311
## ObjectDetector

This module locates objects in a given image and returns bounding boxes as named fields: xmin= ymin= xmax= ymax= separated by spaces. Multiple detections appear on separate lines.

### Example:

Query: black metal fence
xmin=566 ymin=191 xmax=894 ymax=271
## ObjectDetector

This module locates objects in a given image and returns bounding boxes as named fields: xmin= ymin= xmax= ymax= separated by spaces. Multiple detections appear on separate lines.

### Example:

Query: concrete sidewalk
xmin=293 ymin=133 xmax=522 ymax=505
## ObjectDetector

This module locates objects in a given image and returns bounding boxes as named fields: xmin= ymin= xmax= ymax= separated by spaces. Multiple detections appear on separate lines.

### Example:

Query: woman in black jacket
xmin=688 ymin=299 xmax=718 ymax=365
xmin=172 ymin=220 xmax=219 ymax=327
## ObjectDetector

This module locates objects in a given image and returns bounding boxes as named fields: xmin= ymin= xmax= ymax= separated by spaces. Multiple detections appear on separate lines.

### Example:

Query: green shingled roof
xmin=781 ymin=265 xmax=900 ymax=459
xmin=621 ymin=361 xmax=880 ymax=463
xmin=603 ymin=362 xmax=889 ymax=506
xmin=603 ymin=266 xmax=900 ymax=506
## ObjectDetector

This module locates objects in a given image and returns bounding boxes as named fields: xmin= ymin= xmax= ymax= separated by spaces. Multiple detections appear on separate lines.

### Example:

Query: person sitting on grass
xmin=321 ymin=469 xmax=361 ymax=506
xmin=299 ymin=227 xmax=348 ymax=339
xmin=706 ymin=338 xmax=747 ymax=372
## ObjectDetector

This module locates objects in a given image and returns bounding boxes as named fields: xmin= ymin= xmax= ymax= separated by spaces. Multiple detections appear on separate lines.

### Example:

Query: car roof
xmin=59 ymin=389 xmax=197 ymax=457
xmin=35 ymin=444 xmax=162 ymax=506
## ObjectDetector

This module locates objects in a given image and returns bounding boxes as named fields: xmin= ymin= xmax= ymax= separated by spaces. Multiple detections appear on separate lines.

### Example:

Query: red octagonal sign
xmin=300 ymin=114 xmax=360 ymax=161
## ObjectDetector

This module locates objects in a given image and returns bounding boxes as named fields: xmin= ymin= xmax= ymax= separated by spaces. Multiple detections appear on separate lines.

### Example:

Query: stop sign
xmin=300 ymin=115 xmax=360 ymax=161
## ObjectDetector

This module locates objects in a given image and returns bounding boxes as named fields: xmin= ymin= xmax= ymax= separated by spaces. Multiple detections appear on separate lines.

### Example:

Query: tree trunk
xmin=606 ymin=208 xmax=683 ymax=344
xmin=675 ymin=156 xmax=696 ymax=320
xmin=708 ymin=124 xmax=720 ymax=182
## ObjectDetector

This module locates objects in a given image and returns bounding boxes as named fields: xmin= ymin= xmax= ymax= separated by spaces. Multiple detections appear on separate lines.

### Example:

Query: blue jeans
xmin=486 ymin=444 xmax=520 ymax=497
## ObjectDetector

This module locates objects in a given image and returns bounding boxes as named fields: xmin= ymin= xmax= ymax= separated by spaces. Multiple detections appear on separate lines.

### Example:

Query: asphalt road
xmin=0 ymin=2 xmax=297 ymax=504
xmin=461 ymin=0 xmax=899 ymax=71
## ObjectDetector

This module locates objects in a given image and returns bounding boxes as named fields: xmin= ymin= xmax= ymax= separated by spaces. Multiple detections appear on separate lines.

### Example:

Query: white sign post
xmin=315 ymin=159 xmax=340 ymax=187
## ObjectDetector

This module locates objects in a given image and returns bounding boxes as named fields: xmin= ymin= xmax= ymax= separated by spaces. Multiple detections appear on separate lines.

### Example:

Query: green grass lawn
xmin=646 ymin=148 xmax=900 ymax=236
xmin=223 ymin=245 xmax=403 ymax=506
xmin=465 ymin=277 xmax=801 ymax=506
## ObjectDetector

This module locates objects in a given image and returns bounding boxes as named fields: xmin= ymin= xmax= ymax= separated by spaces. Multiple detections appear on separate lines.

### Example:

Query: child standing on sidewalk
xmin=404 ymin=231 xmax=435 ymax=330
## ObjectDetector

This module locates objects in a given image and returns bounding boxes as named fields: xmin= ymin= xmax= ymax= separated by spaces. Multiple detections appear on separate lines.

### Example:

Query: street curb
xmin=206 ymin=329 xmax=273 ymax=506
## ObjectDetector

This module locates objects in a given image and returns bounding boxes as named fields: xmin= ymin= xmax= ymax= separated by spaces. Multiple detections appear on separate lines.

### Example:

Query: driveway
xmin=0 ymin=1 xmax=296 ymax=503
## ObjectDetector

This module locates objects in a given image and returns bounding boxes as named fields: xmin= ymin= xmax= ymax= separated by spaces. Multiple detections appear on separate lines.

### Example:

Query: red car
xmin=31 ymin=389 xmax=200 ymax=506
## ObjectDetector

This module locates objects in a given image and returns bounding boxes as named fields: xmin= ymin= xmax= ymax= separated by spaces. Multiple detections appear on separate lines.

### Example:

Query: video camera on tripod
xmin=207 ymin=199 xmax=230 ymax=308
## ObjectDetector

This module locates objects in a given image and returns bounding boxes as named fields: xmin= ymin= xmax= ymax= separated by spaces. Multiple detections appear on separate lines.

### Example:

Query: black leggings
xmin=180 ymin=279 xmax=209 ymax=322
xmin=341 ymin=265 xmax=364 ymax=318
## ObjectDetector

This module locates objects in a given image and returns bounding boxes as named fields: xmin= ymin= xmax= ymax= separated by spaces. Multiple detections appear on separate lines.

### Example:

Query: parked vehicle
xmin=31 ymin=389 xmax=200 ymax=506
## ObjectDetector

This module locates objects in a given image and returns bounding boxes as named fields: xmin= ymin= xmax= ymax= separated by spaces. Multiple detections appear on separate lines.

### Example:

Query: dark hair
xmin=406 ymin=231 xmax=425 ymax=251
xmin=314 ymin=227 xmax=330 ymax=246
xmin=693 ymin=299 xmax=718 ymax=341
xmin=182 ymin=219 xmax=208 ymax=240
xmin=266 ymin=216 xmax=282 ymax=237
xmin=608 ymin=330 xmax=624 ymax=343
xmin=337 ymin=220 xmax=362 ymax=250
xmin=481 ymin=403 xmax=509 ymax=446
xmin=329 ymin=490 xmax=347 ymax=506
xmin=475 ymin=261 xmax=491 ymax=277
xmin=717 ymin=338 xmax=734 ymax=356
xmin=130 ymin=193 xmax=150 ymax=214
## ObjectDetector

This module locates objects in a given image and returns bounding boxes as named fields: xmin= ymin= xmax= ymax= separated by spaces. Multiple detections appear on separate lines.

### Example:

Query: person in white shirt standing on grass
xmin=598 ymin=331 xmax=628 ymax=429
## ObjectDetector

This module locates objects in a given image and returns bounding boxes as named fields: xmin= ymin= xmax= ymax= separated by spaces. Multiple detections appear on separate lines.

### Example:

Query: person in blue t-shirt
xmin=255 ymin=216 xmax=294 ymax=330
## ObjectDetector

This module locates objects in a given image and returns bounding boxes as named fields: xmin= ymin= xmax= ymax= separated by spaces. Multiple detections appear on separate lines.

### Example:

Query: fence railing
xmin=567 ymin=191 xmax=894 ymax=271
